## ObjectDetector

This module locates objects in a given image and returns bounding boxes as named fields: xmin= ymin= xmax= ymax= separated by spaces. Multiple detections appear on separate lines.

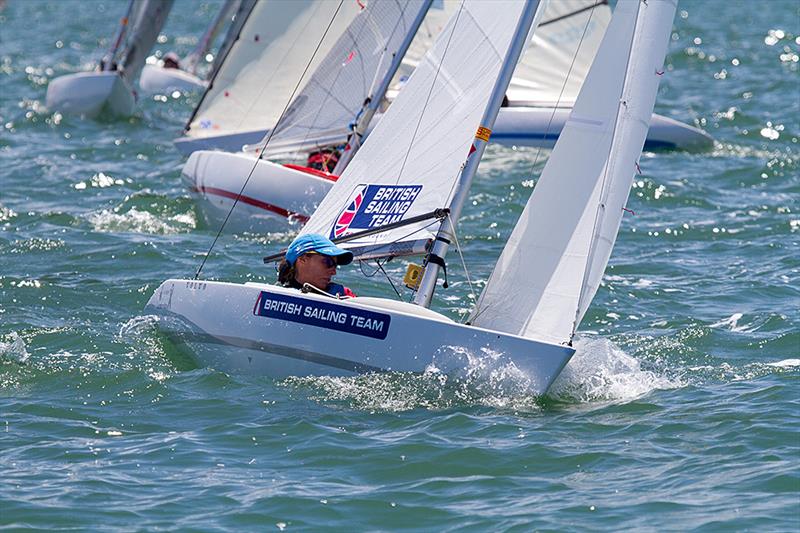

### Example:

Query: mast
xmin=103 ymin=0 xmax=137 ymax=70
xmin=332 ymin=0 xmax=434 ymax=175
xmin=413 ymin=0 xmax=546 ymax=308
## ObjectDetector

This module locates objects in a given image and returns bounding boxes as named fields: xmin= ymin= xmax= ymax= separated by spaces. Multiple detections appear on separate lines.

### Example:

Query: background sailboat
xmin=145 ymin=0 xmax=678 ymax=396
xmin=173 ymin=0 xmax=363 ymax=156
xmin=178 ymin=0 xmax=709 ymax=235
xmin=175 ymin=0 xmax=709 ymax=156
xmin=45 ymin=0 xmax=174 ymax=117
xmin=182 ymin=0 xmax=431 ymax=233
xmin=139 ymin=0 xmax=242 ymax=94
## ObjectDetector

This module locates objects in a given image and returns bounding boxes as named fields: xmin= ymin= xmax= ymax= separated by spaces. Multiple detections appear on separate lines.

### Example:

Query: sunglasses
xmin=306 ymin=252 xmax=337 ymax=268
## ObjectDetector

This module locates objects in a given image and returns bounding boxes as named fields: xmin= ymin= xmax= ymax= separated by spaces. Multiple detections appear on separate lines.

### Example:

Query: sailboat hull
xmin=145 ymin=280 xmax=574 ymax=395
xmin=173 ymin=107 xmax=711 ymax=156
xmin=45 ymin=71 xmax=136 ymax=117
xmin=139 ymin=64 xmax=206 ymax=94
xmin=182 ymin=150 xmax=335 ymax=233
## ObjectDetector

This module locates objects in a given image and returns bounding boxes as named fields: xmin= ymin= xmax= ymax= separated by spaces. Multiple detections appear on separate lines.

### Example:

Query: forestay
xmin=183 ymin=0 xmax=362 ymax=140
xmin=471 ymin=0 xmax=677 ymax=345
xmin=396 ymin=0 xmax=610 ymax=106
xmin=301 ymin=0 xmax=530 ymax=257
xmin=120 ymin=0 xmax=175 ymax=81
xmin=267 ymin=0 xmax=430 ymax=152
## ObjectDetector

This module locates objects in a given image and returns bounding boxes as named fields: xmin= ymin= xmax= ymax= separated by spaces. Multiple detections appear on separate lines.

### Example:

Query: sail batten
xmin=471 ymin=0 xmax=677 ymax=345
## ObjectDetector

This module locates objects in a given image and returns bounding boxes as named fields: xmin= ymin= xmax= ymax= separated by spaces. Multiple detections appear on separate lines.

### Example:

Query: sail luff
xmin=413 ymin=0 xmax=547 ymax=307
xmin=470 ymin=0 xmax=677 ymax=345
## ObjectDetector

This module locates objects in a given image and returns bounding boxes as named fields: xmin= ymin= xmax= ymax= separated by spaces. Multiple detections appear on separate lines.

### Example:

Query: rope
xmin=448 ymin=221 xmax=477 ymax=320
xmin=193 ymin=1 xmax=346 ymax=280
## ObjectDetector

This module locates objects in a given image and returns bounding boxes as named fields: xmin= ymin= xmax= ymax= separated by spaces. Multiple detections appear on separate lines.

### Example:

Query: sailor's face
xmin=295 ymin=253 xmax=337 ymax=289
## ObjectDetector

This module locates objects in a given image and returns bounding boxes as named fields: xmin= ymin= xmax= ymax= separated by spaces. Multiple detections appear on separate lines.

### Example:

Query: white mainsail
xmin=300 ymin=0 xmax=533 ymax=255
xmin=183 ymin=0 xmax=362 ymax=141
xmin=267 ymin=0 xmax=431 ymax=152
xmin=509 ymin=0 xmax=610 ymax=105
xmin=397 ymin=0 xmax=610 ymax=106
xmin=471 ymin=0 xmax=678 ymax=345
xmin=120 ymin=0 xmax=175 ymax=81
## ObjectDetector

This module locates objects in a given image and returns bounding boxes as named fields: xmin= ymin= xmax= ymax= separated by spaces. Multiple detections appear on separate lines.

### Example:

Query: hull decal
xmin=254 ymin=292 xmax=391 ymax=340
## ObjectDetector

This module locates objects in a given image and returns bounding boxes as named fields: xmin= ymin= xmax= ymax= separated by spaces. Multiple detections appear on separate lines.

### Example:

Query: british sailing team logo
xmin=330 ymin=184 xmax=423 ymax=239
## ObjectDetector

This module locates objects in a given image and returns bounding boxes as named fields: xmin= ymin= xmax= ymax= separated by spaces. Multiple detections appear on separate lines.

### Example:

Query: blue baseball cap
xmin=285 ymin=233 xmax=353 ymax=266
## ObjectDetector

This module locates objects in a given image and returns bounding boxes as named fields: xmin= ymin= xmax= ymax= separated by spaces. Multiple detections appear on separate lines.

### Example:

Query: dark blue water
xmin=1 ymin=0 xmax=798 ymax=530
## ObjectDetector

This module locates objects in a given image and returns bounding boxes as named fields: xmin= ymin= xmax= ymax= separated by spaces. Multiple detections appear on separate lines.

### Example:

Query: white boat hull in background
xmin=45 ymin=71 xmax=136 ymax=117
xmin=181 ymin=109 xmax=713 ymax=235
xmin=182 ymin=150 xmax=335 ymax=233
xmin=139 ymin=64 xmax=207 ymax=94
xmin=145 ymin=280 xmax=574 ymax=394
xmin=493 ymin=106 xmax=713 ymax=151
xmin=174 ymin=106 xmax=712 ymax=156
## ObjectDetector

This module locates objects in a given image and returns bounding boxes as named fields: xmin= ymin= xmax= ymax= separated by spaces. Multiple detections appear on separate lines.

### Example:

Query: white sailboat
xmin=183 ymin=0 xmax=432 ymax=232
xmin=46 ymin=0 xmax=174 ymax=117
xmin=146 ymin=0 xmax=678 ymax=396
xmin=173 ymin=0 xmax=363 ymax=155
xmin=181 ymin=0 xmax=708 ymax=234
xmin=175 ymin=0 xmax=708 ymax=156
xmin=139 ymin=0 xmax=242 ymax=94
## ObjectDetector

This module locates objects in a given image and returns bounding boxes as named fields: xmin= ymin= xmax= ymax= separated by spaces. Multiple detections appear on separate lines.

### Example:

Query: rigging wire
xmin=448 ymin=220 xmax=477 ymax=319
xmin=193 ymin=1 xmax=346 ymax=280
xmin=375 ymin=260 xmax=403 ymax=298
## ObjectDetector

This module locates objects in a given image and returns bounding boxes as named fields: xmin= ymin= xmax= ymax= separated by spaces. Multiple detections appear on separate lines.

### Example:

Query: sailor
xmin=277 ymin=234 xmax=356 ymax=297
xmin=162 ymin=52 xmax=180 ymax=70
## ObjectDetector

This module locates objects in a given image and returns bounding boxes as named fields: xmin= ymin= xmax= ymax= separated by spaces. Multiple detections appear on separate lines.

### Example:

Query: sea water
xmin=1 ymin=0 xmax=798 ymax=530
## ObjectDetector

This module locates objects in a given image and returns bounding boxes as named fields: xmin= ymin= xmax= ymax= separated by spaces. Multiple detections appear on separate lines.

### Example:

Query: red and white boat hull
xmin=182 ymin=150 xmax=336 ymax=233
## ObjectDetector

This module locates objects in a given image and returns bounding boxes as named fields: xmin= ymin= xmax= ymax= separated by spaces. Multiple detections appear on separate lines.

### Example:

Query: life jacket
xmin=327 ymin=283 xmax=356 ymax=298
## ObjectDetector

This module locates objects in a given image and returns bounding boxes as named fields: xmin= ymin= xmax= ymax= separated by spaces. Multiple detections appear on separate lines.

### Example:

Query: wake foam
xmin=282 ymin=338 xmax=680 ymax=411
xmin=87 ymin=207 xmax=196 ymax=234
xmin=0 ymin=332 xmax=30 ymax=364
xmin=548 ymin=336 xmax=681 ymax=403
